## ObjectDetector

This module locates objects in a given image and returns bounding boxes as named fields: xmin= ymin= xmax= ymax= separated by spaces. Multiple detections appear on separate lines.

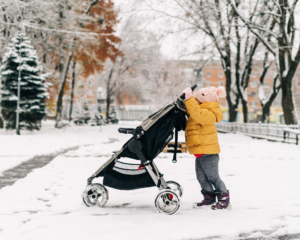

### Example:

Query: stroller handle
xmin=119 ymin=126 xmax=144 ymax=139
xmin=180 ymin=84 xmax=198 ymax=100
xmin=118 ymin=128 xmax=135 ymax=134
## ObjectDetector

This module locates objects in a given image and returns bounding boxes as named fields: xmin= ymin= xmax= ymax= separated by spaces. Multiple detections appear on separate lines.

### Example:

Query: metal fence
xmin=216 ymin=122 xmax=300 ymax=145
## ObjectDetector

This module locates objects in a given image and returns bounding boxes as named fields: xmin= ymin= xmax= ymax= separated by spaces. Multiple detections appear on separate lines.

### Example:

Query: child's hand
xmin=182 ymin=88 xmax=193 ymax=100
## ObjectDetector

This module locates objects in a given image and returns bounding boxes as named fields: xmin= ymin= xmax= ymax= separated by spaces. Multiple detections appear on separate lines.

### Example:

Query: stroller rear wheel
xmin=155 ymin=189 xmax=180 ymax=215
xmin=82 ymin=183 xmax=109 ymax=207
xmin=166 ymin=181 xmax=183 ymax=197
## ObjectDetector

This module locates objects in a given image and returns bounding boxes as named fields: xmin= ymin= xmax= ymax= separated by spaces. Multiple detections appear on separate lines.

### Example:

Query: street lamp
xmin=16 ymin=48 xmax=22 ymax=135
xmin=12 ymin=0 xmax=23 ymax=135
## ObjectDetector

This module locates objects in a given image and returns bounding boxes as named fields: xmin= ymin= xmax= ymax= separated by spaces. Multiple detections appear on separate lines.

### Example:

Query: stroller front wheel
xmin=166 ymin=181 xmax=183 ymax=197
xmin=154 ymin=189 xmax=180 ymax=215
xmin=82 ymin=183 xmax=109 ymax=207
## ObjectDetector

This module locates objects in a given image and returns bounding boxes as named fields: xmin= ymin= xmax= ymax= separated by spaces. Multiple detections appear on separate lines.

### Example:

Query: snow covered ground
xmin=0 ymin=121 xmax=300 ymax=240
xmin=0 ymin=120 xmax=135 ymax=174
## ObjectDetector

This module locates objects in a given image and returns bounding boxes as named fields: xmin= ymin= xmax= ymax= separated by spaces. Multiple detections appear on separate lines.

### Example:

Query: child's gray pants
xmin=195 ymin=154 xmax=227 ymax=193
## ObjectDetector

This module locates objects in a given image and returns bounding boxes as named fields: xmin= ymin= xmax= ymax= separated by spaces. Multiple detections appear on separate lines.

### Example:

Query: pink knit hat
xmin=193 ymin=86 xmax=226 ymax=103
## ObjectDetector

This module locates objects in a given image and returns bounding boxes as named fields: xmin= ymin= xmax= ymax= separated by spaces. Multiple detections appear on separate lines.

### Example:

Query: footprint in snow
xmin=108 ymin=203 xmax=132 ymax=208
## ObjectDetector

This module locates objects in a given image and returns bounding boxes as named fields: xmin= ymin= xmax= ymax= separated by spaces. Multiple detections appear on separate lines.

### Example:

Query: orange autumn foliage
xmin=73 ymin=0 xmax=122 ymax=78
xmin=42 ymin=0 xmax=121 ymax=112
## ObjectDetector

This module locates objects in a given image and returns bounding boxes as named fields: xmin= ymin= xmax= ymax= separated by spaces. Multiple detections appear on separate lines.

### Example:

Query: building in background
xmin=200 ymin=60 xmax=300 ymax=123
xmin=173 ymin=60 xmax=300 ymax=123
xmin=58 ymin=60 xmax=300 ymax=123
xmin=175 ymin=60 xmax=205 ymax=88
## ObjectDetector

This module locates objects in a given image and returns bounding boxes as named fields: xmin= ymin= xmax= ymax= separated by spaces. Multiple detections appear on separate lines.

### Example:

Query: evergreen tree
xmin=0 ymin=31 xmax=50 ymax=130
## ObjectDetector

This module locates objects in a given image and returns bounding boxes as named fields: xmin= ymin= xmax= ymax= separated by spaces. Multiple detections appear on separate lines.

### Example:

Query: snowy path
xmin=0 ymin=146 xmax=79 ymax=189
xmin=0 ymin=120 xmax=122 ymax=174
xmin=0 ymin=124 xmax=300 ymax=240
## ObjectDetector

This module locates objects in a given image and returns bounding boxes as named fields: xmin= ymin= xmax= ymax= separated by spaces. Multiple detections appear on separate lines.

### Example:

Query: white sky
xmin=112 ymin=0 xmax=300 ymax=60
xmin=112 ymin=0 xmax=181 ymax=59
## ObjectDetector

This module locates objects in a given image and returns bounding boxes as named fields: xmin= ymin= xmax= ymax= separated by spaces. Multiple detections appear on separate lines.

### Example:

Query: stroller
xmin=82 ymin=85 xmax=197 ymax=215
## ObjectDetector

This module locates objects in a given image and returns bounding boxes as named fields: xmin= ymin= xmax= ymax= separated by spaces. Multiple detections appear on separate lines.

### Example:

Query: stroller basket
xmin=103 ymin=161 xmax=156 ymax=190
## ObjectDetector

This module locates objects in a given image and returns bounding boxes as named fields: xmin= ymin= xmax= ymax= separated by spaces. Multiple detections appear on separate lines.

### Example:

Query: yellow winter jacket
xmin=184 ymin=97 xmax=223 ymax=154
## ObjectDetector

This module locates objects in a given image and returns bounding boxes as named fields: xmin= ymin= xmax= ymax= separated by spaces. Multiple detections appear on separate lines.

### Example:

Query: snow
xmin=0 ymin=122 xmax=300 ymax=239
xmin=18 ymin=64 xmax=41 ymax=73
xmin=37 ymin=92 xmax=50 ymax=98
xmin=7 ymin=96 xmax=18 ymax=101
xmin=0 ymin=157 xmax=32 ymax=175
xmin=242 ymin=88 xmax=248 ymax=101
xmin=0 ymin=120 xmax=114 ymax=174
xmin=258 ymin=83 xmax=267 ymax=104
xmin=27 ymin=80 xmax=44 ymax=85
xmin=282 ymin=128 xmax=300 ymax=134
xmin=0 ymin=89 xmax=10 ymax=95
xmin=1 ymin=70 xmax=14 ymax=75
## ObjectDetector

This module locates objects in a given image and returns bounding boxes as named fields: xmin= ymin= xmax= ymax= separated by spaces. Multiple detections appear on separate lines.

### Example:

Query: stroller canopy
xmin=119 ymin=97 xmax=187 ymax=161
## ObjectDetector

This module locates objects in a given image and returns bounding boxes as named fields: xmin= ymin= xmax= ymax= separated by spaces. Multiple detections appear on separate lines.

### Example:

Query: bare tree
xmin=136 ymin=0 xmax=251 ymax=121
xmin=232 ymin=0 xmax=279 ymax=123
xmin=0 ymin=0 xmax=121 ymax=128
xmin=99 ymin=16 xmax=163 ymax=123
xmin=232 ymin=0 xmax=300 ymax=124
xmin=141 ymin=59 xmax=188 ymax=111
xmin=55 ymin=0 xmax=99 ymax=128
xmin=258 ymin=52 xmax=280 ymax=122
xmin=69 ymin=60 xmax=77 ymax=121
xmin=135 ymin=0 xmax=296 ymax=123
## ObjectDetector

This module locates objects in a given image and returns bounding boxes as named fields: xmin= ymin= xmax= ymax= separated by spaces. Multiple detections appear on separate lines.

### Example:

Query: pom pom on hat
xmin=217 ymin=86 xmax=226 ymax=98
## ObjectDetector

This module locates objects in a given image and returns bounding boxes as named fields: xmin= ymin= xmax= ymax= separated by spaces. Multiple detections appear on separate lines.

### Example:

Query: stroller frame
xmin=83 ymin=84 xmax=197 ymax=215
xmin=84 ymin=132 xmax=182 ymax=215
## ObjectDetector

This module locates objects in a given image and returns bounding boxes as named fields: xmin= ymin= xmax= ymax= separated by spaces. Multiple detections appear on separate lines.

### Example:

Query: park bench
xmin=163 ymin=142 xmax=187 ymax=153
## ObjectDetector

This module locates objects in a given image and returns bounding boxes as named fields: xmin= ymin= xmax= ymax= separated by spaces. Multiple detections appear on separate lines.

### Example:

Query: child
xmin=182 ymin=86 xmax=231 ymax=210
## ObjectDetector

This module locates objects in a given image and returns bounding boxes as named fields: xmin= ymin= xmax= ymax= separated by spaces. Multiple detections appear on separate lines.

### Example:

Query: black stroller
xmin=82 ymin=85 xmax=197 ymax=215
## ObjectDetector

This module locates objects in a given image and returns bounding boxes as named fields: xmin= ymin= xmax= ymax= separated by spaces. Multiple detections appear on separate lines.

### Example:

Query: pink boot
xmin=211 ymin=191 xmax=232 ymax=210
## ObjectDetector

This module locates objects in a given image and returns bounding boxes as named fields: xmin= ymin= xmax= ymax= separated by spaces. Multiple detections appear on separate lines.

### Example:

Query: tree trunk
xmin=69 ymin=60 xmax=76 ymax=122
xmin=55 ymin=49 xmax=73 ymax=127
xmin=278 ymin=36 xmax=299 ymax=125
xmin=260 ymin=82 xmax=281 ymax=123
xmin=262 ymin=101 xmax=272 ymax=123
xmin=55 ymin=3 xmax=65 ymax=127
xmin=55 ymin=31 xmax=64 ymax=127
xmin=277 ymin=0 xmax=298 ymax=124
xmin=55 ymin=0 xmax=99 ymax=128
xmin=106 ymin=91 xmax=111 ymax=124
xmin=228 ymin=103 xmax=237 ymax=122
xmin=282 ymin=76 xmax=298 ymax=124
xmin=0 ymin=116 xmax=3 ymax=129
xmin=106 ymin=66 xmax=115 ymax=124
xmin=223 ymin=57 xmax=238 ymax=122
xmin=241 ymin=99 xmax=248 ymax=123
xmin=258 ymin=50 xmax=281 ymax=123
